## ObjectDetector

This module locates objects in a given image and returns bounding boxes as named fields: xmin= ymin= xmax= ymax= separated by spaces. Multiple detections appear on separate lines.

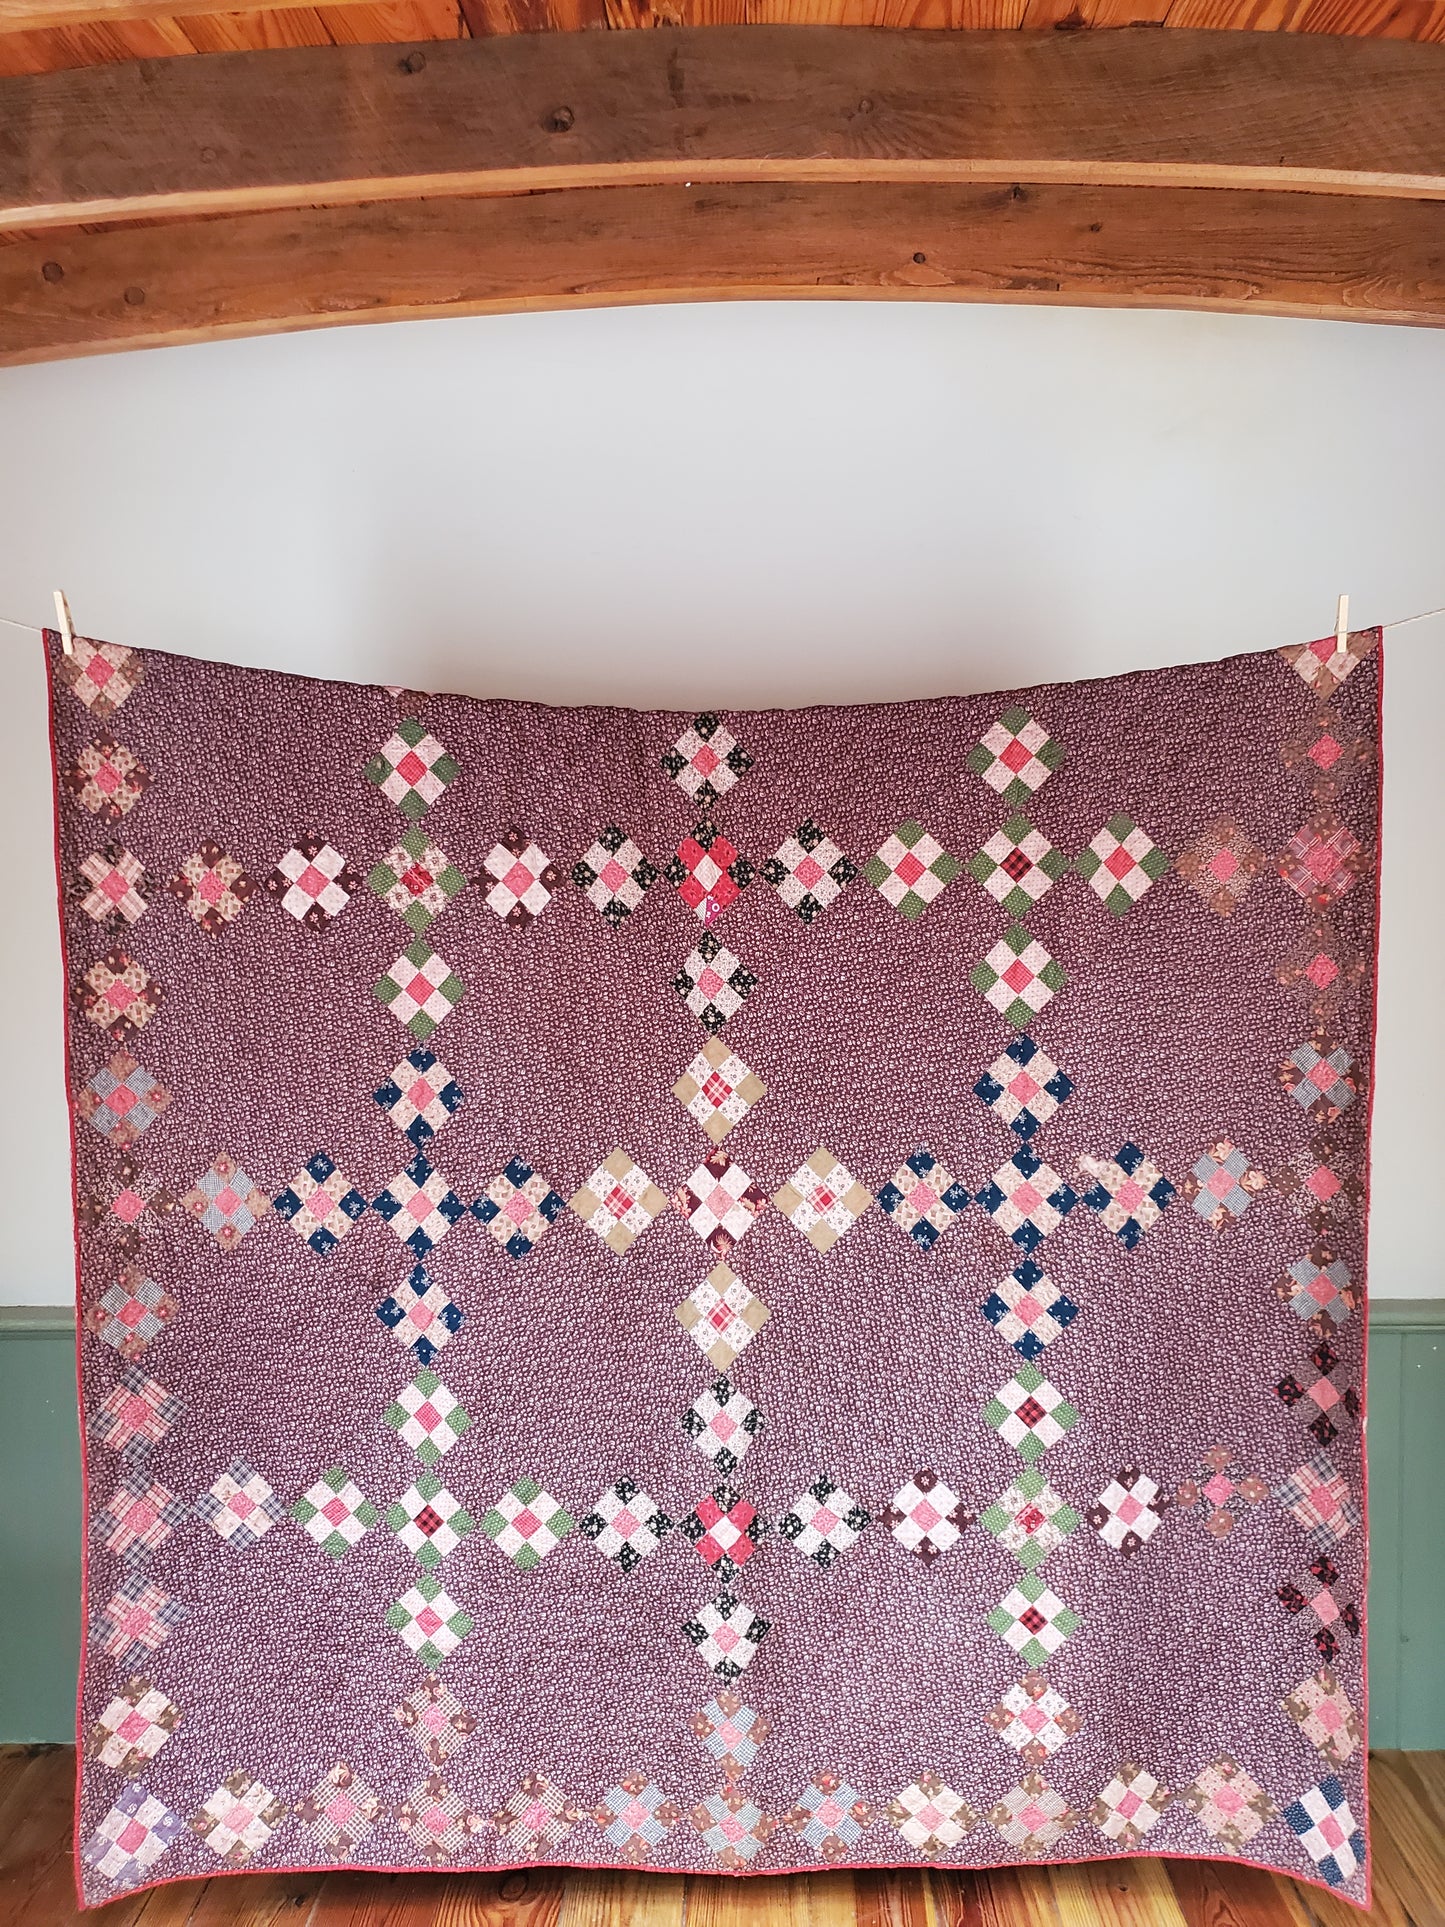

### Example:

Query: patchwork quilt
xmin=49 ymin=630 xmax=1379 ymax=1909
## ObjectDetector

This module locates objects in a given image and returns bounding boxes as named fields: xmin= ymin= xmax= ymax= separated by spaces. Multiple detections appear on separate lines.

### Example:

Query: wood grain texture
xmin=3 ymin=176 xmax=1445 ymax=363
xmin=4 ymin=27 xmax=1445 ymax=232
xmin=4 ymin=0 xmax=1445 ymax=41
xmin=1 ymin=1747 xmax=1443 ymax=1926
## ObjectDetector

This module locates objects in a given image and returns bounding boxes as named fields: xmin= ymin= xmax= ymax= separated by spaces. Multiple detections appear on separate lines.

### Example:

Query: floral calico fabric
xmin=52 ymin=632 xmax=1378 ymax=1908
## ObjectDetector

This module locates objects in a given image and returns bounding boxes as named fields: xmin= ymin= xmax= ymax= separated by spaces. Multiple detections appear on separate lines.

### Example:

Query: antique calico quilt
xmin=48 ymin=629 xmax=1380 ymax=1909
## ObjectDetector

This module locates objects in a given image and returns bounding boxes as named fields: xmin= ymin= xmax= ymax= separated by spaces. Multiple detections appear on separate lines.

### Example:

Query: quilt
xmin=48 ymin=629 xmax=1380 ymax=1909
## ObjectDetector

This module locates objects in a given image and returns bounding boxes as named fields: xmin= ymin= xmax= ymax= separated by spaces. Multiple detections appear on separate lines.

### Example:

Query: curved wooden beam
xmin=3 ymin=180 xmax=1444 ymax=363
xmin=3 ymin=28 xmax=1445 ymax=233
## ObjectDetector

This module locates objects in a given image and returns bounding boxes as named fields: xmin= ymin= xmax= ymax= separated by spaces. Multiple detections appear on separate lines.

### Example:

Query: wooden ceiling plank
xmin=5 ymin=0 xmax=1445 ymax=40
xmin=4 ymin=24 xmax=1445 ymax=232
xmin=173 ymin=7 xmax=332 ymax=51
xmin=319 ymin=0 xmax=465 ymax=41
xmin=0 ymin=11 xmax=187 ymax=67
xmin=1163 ymin=0 xmax=1315 ymax=32
xmin=7 ymin=174 xmax=1442 ymax=364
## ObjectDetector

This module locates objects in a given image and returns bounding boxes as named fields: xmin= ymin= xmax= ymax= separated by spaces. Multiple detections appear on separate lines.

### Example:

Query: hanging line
xmin=3 ymin=604 xmax=1445 ymax=640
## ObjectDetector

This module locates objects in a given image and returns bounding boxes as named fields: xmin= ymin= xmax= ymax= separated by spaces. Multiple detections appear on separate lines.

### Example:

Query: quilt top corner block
xmin=51 ymin=628 xmax=1379 ymax=1908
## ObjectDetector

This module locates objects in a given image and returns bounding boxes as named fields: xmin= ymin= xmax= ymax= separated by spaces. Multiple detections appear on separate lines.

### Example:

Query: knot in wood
xmin=546 ymin=106 xmax=576 ymax=133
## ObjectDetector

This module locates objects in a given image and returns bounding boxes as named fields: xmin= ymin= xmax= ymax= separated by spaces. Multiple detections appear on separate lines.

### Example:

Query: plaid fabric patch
xmin=181 ymin=1154 xmax=271 ymax=1251
xmin=968 ymin=815 xmax=1067 ymax=916
xmin=491 ymin=1773 xmax=580 ymax=1859
xmin=75 ymin=845 xmax=148 ymax=926
xmin=96 ymin=1471 xmax=187 ymax=1562
xmin=675 ymin=1263 xmax=770 ymax=1370
xmin=194 ymin=1457 xmax=287 ymax=1548
xmin=1275 ymin=1454 xmax=1360 ymax=1550
xmin=571 ymin=1150 xmax=669 ymax=1255
xmin=77 ymin=1051 xmax=171 ymax=1147
xmin=91 ymin=1367 xmax=184 ymax=1458
xmin=91 ymin=1576 xmax=188 ymax=1671
xmin=295 ymin=1762 xmax=382 ymax=1857
xmin=85 ymin=1266 xmax=177 ymax=1360
xmin=594 ymin=1774 xmax=682 ymax=1865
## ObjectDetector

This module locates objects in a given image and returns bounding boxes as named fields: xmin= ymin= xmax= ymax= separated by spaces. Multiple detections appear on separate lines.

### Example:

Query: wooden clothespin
xmin=1335 ymin=593 xmax=1350 ymax=651
xmin=53 ymin=589 xmax=76 ymax=657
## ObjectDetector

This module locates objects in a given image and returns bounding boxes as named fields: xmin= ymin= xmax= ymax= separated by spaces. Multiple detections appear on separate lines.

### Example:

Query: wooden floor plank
xmin=853 ymin=1866 xmax=935 ymax=1927
xmin=0 ymin=1745 xmax=91 ymax=1926
xmin=1357 ymin=1754 xmax=1441 ymax=1927
xmin=933 ymin=1865 xmax=1063 ymax=1927
xmin=556 ymin=1866 xmax=685 ymax=1927
xmin=433 ymin=1867 xmax=569 ymax=1927
xmin=685 ymin=1871 xmax=860 ymax=1927
xmin=1046 ymin=1856 xmax=1190 ymax=1927
xmin=1379 ymin=1747 xmax=1445 ymax=1837
xmin=1162 ymin=1856 xmax=1316 ymax=1927
xmin=0 ymin=1744 xmax=54 ymax=1843
xmin=308 ymin=1868 xmax=458 ymax=1926
xmin=183 ymin=1866 xmax=329 ymax=1924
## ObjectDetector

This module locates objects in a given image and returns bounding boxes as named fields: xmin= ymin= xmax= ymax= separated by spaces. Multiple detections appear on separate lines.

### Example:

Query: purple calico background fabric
xmin=50 ymin=630 xmax=1378 ymax=1907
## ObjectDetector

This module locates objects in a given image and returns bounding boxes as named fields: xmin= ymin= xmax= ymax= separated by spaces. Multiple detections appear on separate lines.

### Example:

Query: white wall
xmin=1 ymin=301 xmax=1441 ymax=1303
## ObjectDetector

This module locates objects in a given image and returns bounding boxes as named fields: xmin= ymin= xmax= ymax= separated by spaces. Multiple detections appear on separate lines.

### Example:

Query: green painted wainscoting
xmin=1 ymin=1302 xmax=1441 ymax=1747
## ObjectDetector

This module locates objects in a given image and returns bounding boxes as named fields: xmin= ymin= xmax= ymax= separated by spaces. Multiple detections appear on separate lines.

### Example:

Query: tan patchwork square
xmin=773 ymin=1147 xmax=873 ymax=1253
xmin=673 ymin=1037 xmax=766 ymax=1145
xmin=570 ymin=1149 xmax=669 ymax=1256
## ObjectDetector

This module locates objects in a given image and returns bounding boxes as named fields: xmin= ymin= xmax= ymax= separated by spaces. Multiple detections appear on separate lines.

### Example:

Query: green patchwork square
xmin=981 ymin=1363 xmax=1079 ymax=1463
xmin=383 ymin=1368 xmax=471 ymax=1466
xmin=988 ymin=1573 xmax=1081 ymax=1668
xmin=385 ymin=1471 xmax=475 ymax=1569
xmin=979 ymin=1467 xmax=1081 ymax=1570
xmin=365 ymin=718 xmax=460 ymax=821
xmin=290 ymin=1466 xmax=377 ymax=1560
xmin=386 ymin=1573 xmax=473 ymax=1666
xmin=861 ymin=821 xmax=962 ymax=920
xmin=373 ymin=940 xmax=466 ymax=1043
xmin=368 ymin=826 xmax=469 ymax=935
xmin=970 ymin=924 xmax=1067 ymax=1030
xmin=482 ymin=1476 xmax=575 ymax=1571
xmin=968 ymin=815 xmax=1069 ymax=918
xmin=1075 ymin=814 xmax=1171 ymax=918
